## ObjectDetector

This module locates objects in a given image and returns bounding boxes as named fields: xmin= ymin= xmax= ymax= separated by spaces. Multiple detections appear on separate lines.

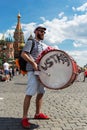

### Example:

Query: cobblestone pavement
xmin=0 ymin=75 xmax=87 ymax=130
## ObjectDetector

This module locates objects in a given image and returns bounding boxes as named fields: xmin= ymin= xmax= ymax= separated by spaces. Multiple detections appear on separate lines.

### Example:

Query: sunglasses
xmin=37 ymin=29 xmax=46 ymax=34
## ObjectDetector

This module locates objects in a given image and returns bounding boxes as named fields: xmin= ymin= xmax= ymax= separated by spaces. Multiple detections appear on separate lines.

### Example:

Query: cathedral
xmin=0 ymin=13 xmax=28 ymax=67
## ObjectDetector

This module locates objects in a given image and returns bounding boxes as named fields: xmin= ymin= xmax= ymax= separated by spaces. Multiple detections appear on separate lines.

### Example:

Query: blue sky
xmin=0 ymin=0 xmax=87 ymax=67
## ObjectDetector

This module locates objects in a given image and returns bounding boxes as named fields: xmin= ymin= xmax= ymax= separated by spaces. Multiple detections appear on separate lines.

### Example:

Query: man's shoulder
xmin=24 ymin=39 xmax=35 ymax=47
xmin=27 ymin=39 xmax=35 ymax=44
xmin=22 ymin=39 xmax=35 ymax=52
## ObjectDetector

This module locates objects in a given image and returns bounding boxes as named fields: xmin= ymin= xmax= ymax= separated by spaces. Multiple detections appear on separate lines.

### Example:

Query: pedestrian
xmin=3 ymin=59 xmax=10 ymax=82
xmin=16 ymin=67 xmax=19 ymax=75
xmin=9 ymin=67 xmax=13 ymax=80
xmin=21 ymin=26 xmax=49 ymax=128
xmin=12 ymin=66 xmax=15 ymax=77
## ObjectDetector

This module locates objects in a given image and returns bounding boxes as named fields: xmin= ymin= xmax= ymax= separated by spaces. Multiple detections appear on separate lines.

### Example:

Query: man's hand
xmin=32 ymin=62 xmax=38 ymax=71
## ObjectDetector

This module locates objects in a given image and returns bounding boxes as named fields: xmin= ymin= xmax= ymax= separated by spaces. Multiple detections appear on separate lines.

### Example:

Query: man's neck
xmin=34 ymin=37 xmax=41 ymax=42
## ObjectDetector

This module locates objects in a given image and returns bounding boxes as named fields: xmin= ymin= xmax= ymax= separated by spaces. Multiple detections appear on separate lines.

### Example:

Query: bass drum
xmin=36 ymin=47 xmax=78 ymax=90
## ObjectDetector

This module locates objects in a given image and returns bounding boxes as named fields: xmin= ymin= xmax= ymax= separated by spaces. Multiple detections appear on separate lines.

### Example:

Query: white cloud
xmin=58 ymin=12 xmax=64 ymax=18
xmin=5 ymin=12 xmax=87 ymax=47
xmin=40 ymin=17 xmax=46 ymax=21
xmin=73 ymin=41 xmax=83 ymax=47
xmin=22 ymin=22 xmax=36 ymax=40
xmin=42 ymin=13 xmax=87 ymax=48
xmin=72 ymin=7 xmax=76 ymax=11
xmin=73 ymin=43 xmax=82 ymax=47
xmin=72 ymin=2 xmax=87 ymax=12
xmin=5 ymin=29 xmax=14 ymax=37
xmin=67 ymin=50 xmax=87 ymax=67
xmin=0 ymin=33 xmax=3 ymax=39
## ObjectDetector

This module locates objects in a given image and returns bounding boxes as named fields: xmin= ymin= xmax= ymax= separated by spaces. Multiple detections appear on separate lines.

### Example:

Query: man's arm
xmin=21 ymin=51 xmax=38 ymax=71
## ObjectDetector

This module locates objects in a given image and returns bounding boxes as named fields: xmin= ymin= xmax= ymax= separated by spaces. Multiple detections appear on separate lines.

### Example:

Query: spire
xmin=13 ymin=13 xmax=25 ymax=58
xmin=16 ymin=13 xmax=21 ymax=31
xmin=14 ymin=12 xmax=24 ymax=43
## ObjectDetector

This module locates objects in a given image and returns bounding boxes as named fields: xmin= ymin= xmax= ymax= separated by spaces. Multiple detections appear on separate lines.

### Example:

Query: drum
xmin=36 ymin=47 xmax=78 ymax=90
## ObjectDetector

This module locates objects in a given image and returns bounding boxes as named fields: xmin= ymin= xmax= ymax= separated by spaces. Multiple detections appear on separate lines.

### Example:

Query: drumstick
xmin=34 ymin=71 xmax=50 ymax=76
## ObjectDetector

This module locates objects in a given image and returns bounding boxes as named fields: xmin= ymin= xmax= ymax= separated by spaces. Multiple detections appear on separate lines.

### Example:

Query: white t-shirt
xmin=3 ymin=62 xmax=9 ymax=70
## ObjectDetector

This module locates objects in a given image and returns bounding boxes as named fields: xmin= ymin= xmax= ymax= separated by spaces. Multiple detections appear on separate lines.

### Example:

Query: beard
xmin=37 ymin=33 xmax=44 ymax=40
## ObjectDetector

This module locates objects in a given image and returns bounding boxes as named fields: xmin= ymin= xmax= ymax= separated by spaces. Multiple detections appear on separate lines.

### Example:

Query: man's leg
xmin=34 ymin=93 xmax=49 ymax=119
xmin=23 ymin=95 xmax=32 ymax=118
xmin=22 ymin=95 xmax=32 ymax=128
xmin=35 ymin=93 xmax=43 ymax=114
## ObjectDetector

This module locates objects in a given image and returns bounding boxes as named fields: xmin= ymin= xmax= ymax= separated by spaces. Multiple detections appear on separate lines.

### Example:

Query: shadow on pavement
xmin=0 ymin=117 xmax=39 ymax=130
xmin=14 ymin=83 xmax=27 ymax=85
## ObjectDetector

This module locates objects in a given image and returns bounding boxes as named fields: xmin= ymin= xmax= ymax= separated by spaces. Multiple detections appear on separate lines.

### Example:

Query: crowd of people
xmin=0 ymin=59 xmax=19 ymax=82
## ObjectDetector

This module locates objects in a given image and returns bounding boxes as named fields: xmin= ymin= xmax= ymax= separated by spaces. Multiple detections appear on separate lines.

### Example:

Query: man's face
xmin=36 ymin=29 xmax=46 ymax=40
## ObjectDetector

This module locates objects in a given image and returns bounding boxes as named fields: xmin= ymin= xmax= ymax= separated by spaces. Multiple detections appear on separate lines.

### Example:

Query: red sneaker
xmin=34 ymin=113 xmax=49 ymax=119
xmin=21 ymin=118 xmax=30 ymax=128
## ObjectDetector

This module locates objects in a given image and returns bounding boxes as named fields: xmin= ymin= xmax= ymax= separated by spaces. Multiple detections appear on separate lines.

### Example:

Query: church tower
xmin=14 ymin=13 xmax=25 ymax=58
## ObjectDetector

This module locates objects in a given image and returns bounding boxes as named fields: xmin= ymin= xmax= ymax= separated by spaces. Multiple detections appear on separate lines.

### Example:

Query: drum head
xmin=38 ymin=50 xmax=73 ymax=90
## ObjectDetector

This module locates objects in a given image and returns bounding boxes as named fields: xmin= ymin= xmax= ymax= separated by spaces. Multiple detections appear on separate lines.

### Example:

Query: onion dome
xmin=5 ymin=33 xmax=14 ymax=42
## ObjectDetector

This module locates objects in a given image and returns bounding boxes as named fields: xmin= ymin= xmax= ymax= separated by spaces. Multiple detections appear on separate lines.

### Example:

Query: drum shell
xmin=66 ymin=59 xmax=78 ymax=87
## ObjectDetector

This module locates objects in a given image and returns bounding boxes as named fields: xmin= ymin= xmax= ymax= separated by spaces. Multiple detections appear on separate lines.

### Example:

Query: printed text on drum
xmin=40 ymin=52 xmax=70 ymax=71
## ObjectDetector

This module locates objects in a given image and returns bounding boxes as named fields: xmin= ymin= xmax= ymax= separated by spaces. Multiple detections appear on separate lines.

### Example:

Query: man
xmin=21 ymin=26 xmax=49 ymax=128
xmin=3 ymin=59 xmax=10 ymax=82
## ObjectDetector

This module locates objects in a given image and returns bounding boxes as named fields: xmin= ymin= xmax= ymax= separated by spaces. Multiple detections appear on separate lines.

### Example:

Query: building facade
xmin=0 ymin=34 xmax=14 ymax=66
xmin=0 ymin=13 xmax=26 ymax=66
